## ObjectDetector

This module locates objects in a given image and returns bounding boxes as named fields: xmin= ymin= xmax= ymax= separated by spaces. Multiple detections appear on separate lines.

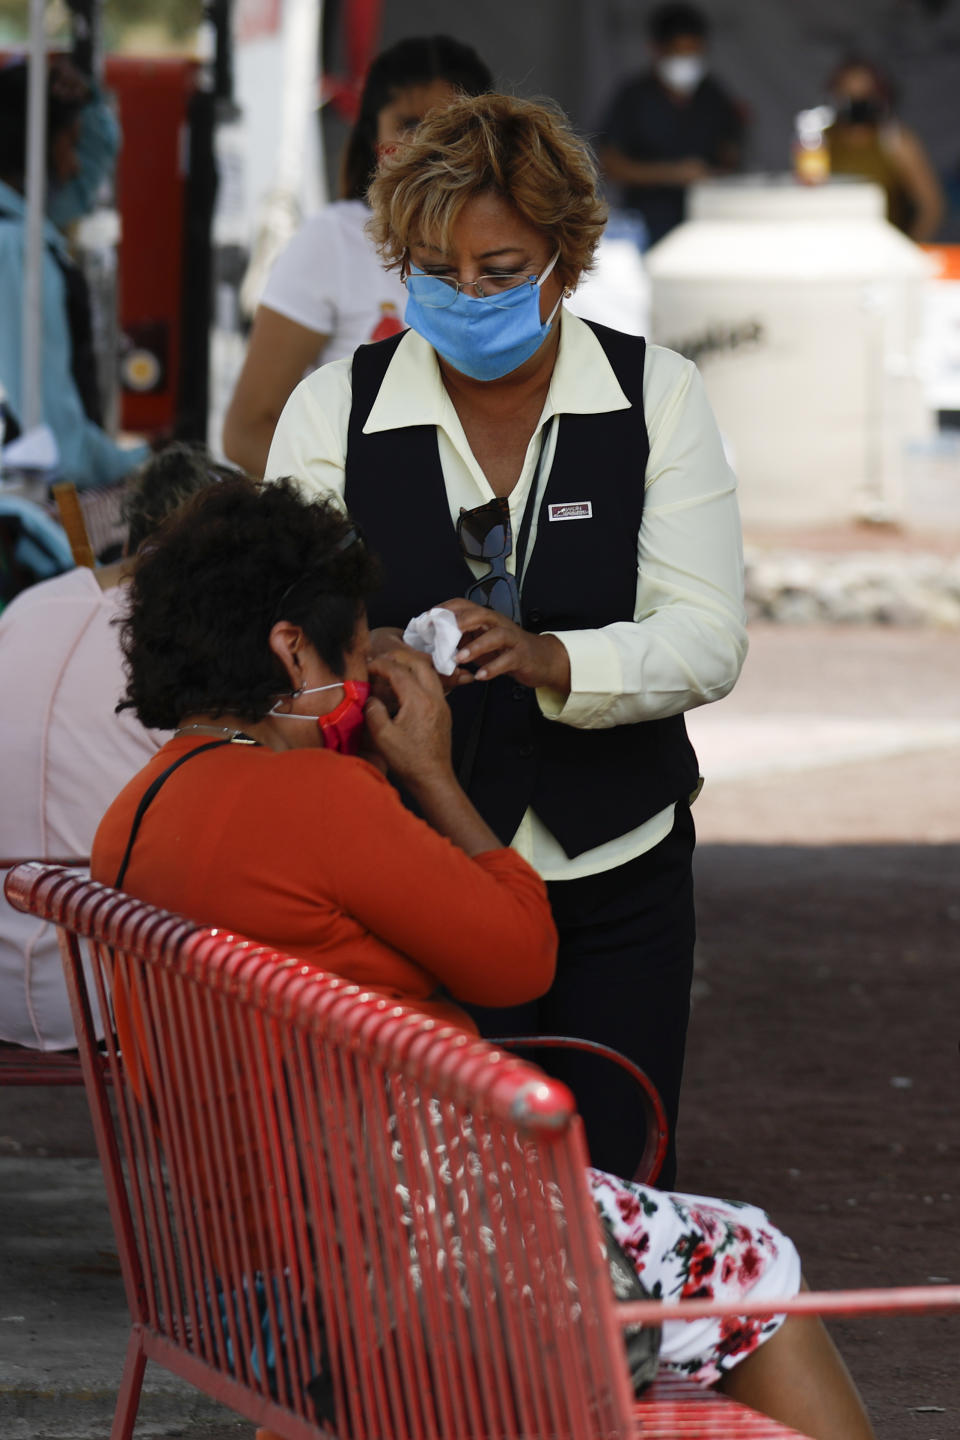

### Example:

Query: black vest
xmin=345 ymin=321 xmax=698 ymax=857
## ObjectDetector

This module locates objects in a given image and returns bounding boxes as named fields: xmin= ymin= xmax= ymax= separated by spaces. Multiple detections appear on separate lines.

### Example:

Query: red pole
xmin=617 ymin=1285 xmax=960 ymax=1326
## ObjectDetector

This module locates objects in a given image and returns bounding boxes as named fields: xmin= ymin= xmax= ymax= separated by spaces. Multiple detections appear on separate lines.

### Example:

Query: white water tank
xmin=645 ymin=177 xmax=934 ymax=528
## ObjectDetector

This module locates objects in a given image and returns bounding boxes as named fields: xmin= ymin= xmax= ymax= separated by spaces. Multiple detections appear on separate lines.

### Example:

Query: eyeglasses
xmin=457 ymin=497 xmax=521 ymax=623
xmin=403 ymin=270 xmax=539 ymax=309
xmin=402 ymin=251 xmax=560 ymax=310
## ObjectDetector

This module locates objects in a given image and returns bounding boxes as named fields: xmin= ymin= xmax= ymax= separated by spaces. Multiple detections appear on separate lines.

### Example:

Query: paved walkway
xmin=687 ymin=624 xmax=960 ymax=845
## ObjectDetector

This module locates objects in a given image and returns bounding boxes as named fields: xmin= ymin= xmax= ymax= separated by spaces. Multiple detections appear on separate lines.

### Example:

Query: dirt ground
xmin=679 ymin=841 xmax=959 ymax=1440
xmin=676 ymin=624 xmax=960 ymax=1440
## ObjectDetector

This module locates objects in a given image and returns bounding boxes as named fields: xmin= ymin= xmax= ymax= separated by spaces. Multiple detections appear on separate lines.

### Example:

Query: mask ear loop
xmin=538 ymin=250 xmax=568 ymax=324
xmin=537 ymin=249 xmax=560 ymax=287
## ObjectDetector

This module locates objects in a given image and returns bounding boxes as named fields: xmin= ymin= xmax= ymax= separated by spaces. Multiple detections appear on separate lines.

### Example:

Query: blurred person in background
xmin=222 ymin=35 xmax=493 ymax=476
xmin=0 ymin=444 xmax=233 ymax=1054
xmin=825 ymin=58 xmax=944 ymax=242
xmin=597 ymin=2 xmax=744 ymax=248
xmin=0 ymin=57 xmax=149 ymax=486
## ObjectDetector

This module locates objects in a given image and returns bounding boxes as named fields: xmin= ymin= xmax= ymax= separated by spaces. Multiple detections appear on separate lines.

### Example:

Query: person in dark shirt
xmin=597 ymin=3 xmax=744 ymax=246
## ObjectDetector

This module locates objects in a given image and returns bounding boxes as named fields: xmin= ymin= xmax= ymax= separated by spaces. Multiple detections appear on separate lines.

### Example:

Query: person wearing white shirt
xmin=266 ymin=92 xmax=747 ymax=1188
xmin=222 ymin=36 xmax=492 ymax=477
xmin=0 ymin=445 xmax=231 ymax=1051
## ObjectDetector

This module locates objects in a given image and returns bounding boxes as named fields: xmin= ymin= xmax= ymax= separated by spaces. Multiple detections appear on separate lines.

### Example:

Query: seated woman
xmin=92 ymin=477 xmax=874 ymax=1440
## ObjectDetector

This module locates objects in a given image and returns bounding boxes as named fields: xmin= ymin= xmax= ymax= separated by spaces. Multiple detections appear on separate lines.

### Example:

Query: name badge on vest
xmin=548 ymin=501 xmax=593 ymax=521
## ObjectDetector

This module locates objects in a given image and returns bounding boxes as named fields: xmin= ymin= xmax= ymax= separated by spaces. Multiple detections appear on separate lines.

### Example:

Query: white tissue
xmin=402 ymin=606 xmax=462 ymax=676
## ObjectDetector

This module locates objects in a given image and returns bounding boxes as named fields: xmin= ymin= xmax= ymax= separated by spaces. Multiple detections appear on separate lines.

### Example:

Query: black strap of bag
xmin=456 ymin=418 xmax=555 ymax=792
xmin=597 ymin=1206 xmax=663 ymax=1394
xmin=114 ymin=740 xmax=232 ymax=889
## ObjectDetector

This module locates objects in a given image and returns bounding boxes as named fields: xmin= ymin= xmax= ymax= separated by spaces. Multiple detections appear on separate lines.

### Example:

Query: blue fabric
xmin=0 ymin=145 xmax=149 ymax=489
xmin=0 ymin=494 xmax=73 ymax=598
xmin=210 ymin=1272 xmax=321 ymax=1400
xmin=403 ymin=264 xmax=556 ymax=381
xmin=46 ymin=85 xmax=120 ymax=231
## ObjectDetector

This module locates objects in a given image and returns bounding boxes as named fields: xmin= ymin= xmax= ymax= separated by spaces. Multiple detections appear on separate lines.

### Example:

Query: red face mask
xmin=316 ymin=680 xmax=371 ymax=755
xmin=269 ymin=680 xmax=371 ymax=755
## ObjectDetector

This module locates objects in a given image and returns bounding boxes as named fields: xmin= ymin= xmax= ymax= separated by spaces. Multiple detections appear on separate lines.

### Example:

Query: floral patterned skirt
xmin=589 ymin=1169 xmax=801 ymax=1385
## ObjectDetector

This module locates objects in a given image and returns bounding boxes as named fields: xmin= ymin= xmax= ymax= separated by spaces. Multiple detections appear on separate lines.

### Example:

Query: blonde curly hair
xmin=366 ymin=92 xmax=608 ymax=292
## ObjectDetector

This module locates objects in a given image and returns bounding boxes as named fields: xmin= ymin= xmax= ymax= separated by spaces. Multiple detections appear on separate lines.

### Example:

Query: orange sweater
xmin=92 ymin=737 xmax=557 ymax=1029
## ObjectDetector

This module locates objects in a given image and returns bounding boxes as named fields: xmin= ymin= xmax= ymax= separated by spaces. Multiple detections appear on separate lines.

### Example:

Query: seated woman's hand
xmin=364 ymin=649 xmax=455 ymax=786
xmin=439 ymin=598 xmax=571 ymax=695
xmin=365 ymin=628 xmax=406 ymax=715
xmin=367 ymin=626 xmax=406 ymax=658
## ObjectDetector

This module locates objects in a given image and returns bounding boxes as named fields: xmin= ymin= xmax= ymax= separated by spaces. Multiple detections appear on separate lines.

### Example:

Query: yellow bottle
xmin=793 ymin=107 xmax=833 ymax=185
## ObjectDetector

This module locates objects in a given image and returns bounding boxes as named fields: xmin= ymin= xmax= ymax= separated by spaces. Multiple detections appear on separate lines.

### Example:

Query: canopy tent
xmin=20 ymin=0 xmax=47 ymax=432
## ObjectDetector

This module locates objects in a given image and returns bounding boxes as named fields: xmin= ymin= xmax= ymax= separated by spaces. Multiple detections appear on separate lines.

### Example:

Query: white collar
xmin=362 ymin=309 xmax=631 ymax=439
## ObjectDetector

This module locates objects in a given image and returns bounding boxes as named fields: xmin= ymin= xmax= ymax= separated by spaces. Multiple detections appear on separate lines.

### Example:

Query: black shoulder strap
xmin=515 ymin=415 xmax=555 ymax=583
xmin=114 ymin=740 xmax=231 ymax=889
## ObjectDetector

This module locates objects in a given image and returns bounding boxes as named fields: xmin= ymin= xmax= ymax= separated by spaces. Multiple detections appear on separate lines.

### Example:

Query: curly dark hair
xmin=118 ymin=477 xmax=380 ymax=730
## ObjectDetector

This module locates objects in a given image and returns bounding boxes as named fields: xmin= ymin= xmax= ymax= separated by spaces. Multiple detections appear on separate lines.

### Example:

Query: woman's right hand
xmin=364 ymin=648 xmax=504 ymax=858
xmin=364 ymin=649 xmax=454 ymax=786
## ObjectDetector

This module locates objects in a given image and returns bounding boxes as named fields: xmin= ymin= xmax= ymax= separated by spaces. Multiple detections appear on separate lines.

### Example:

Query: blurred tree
xmin=0 ymin=0 xmax=203 ymax=45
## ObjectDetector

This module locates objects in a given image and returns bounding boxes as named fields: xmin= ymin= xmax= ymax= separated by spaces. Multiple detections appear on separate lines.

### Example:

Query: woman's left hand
xmin=440 ymin=597 xmax=571 ymax=694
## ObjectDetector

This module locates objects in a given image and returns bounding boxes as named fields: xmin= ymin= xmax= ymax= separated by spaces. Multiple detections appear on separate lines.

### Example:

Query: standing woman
xmin=266 ymin=93 xmax=748 ymax=1187
xmin=222 ymin=36 xmax=492 ymax=475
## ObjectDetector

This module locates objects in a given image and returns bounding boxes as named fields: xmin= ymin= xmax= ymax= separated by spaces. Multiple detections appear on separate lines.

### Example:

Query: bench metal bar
xmin=617 ymin=1284 xmax=960 ymax=1326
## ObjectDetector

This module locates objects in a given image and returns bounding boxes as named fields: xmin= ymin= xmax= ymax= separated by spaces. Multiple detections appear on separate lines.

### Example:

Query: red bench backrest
xmin=4 ymin=862 xmax=637 ymax=1440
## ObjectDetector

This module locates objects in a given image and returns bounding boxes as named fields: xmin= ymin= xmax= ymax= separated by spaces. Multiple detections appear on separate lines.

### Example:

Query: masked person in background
xmin=825 ymin=58 xmax=943 ymax=242
xmin=223 ymin=35 xmax=492 ymax=476
xmin=597 ymin=2 xmax=744 ymax=247
xmin=0 ymin=57 xmax=148 ymax=486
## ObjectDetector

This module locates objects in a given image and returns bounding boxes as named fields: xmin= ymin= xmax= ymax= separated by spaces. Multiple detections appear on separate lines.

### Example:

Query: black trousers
xmin=463 ymin=803 xmax=695 ymax=1190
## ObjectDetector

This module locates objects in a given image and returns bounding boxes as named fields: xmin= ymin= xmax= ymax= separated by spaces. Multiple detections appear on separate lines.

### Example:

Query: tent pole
xmin=22 ymin=0 xmax=48 ymax=432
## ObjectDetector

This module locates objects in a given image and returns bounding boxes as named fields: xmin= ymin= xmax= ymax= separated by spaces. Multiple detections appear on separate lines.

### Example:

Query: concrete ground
xmin=686 ymin=623 xmax=960 ymax=846
xmin=1 ymin=621 xmax=957 ymax=1438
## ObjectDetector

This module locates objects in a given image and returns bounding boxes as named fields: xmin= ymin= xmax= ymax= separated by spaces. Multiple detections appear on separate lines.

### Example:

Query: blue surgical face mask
xmin=402 ymin=251 xmax=562 ymax=382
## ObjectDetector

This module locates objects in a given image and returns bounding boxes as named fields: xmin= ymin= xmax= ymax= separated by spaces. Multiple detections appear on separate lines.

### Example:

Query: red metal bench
xmin=5 ymin=861 xmax=959 ymax=1440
